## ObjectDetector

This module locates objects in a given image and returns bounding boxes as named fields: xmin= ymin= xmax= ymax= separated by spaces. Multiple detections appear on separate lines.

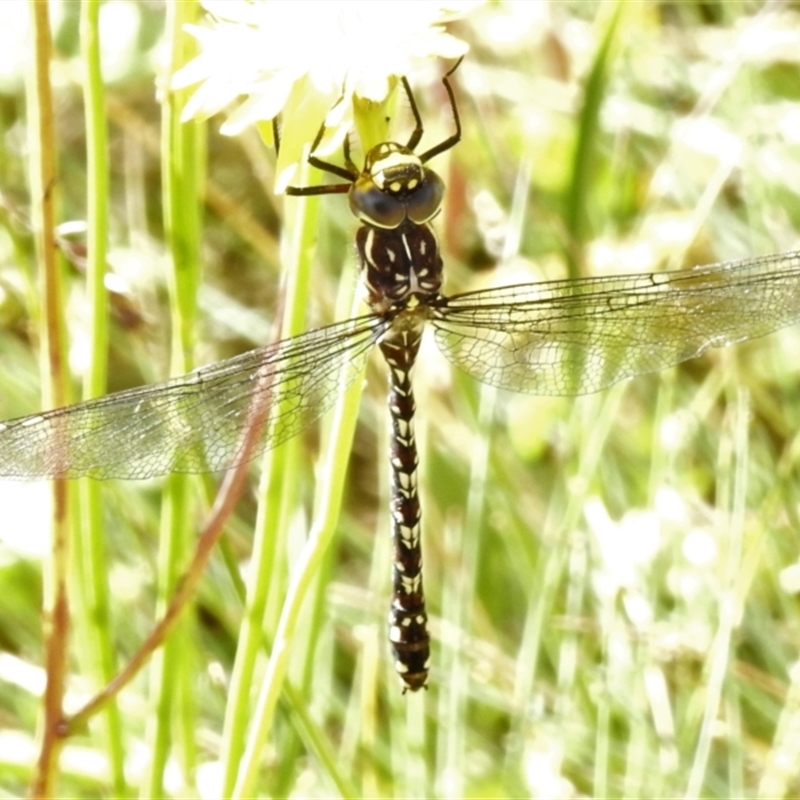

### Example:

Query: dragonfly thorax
xmin=349 ymin=142 xmax=444 ymax=230
xmin=357 ymin=218 xmax=444 ymax=314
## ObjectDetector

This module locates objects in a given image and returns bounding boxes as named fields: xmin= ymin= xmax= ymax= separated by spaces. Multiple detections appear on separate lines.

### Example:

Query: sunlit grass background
xmin=2 ymin=1 xmax=800 ymax=797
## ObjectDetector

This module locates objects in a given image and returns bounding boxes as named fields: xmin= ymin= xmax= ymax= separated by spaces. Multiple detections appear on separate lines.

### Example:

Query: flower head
xmin=173 ymin=0 xmax=473 ymax=190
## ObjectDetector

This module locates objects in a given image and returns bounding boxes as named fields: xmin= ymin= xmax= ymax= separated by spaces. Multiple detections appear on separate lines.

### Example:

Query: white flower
xmin=173 ymin=0 xmax=474 ymax=189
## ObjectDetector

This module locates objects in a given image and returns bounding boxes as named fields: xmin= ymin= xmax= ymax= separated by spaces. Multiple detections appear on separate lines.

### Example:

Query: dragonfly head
xmin=350 ymin=142 xmax=444 ymax=229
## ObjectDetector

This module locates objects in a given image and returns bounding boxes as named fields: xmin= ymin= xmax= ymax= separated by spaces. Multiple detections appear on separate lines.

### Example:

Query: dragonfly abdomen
xmin=379 ymin=325 xmax=429 ymax=691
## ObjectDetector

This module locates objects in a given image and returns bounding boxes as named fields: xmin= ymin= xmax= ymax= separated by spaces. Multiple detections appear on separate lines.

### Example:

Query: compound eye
xmin=349 ymin=176 xmax=406 ymax=228
xmin=405 ymin=169 xmax=444 ymax=224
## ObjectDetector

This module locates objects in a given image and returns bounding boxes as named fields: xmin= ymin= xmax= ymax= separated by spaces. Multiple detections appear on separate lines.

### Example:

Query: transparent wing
xmin=432 ymin=250 xmax=800 ymax=395
xmin=0 ymin=314 xmax=387 ymax=479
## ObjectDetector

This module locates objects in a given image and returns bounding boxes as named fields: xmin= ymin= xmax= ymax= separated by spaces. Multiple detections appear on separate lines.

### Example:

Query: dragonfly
xmin=2 ymin=66 xmax=800 ymax=692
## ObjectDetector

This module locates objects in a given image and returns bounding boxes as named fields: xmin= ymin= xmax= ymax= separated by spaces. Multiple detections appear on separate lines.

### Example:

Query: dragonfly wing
xmin=0 ymin=314 xmax=385 ymax=479
xmin=432 ymin=251 xmax=800 ymax=396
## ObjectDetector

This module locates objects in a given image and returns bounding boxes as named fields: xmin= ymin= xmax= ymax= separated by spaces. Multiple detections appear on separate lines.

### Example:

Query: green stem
xmin=74 ymin=0 xmax=126 ymax=793
xmin=143 ymin=1 xmax=203 ymax=795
